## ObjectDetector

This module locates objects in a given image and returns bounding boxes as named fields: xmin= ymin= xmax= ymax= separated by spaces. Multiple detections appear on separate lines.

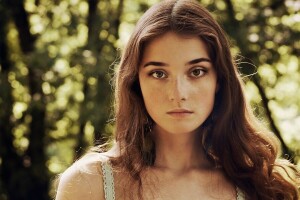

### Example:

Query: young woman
xmin=55 ymin=0 xmax=299 ymax=199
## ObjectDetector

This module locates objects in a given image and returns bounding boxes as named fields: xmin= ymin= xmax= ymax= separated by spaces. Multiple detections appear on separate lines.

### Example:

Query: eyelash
xmin=148 ymin=67 xmax=207 ymax=79
xmin=189 ymin=67 xmax=207 ymax=77
xmin=149 ymin=70 xmax=167 ymax=79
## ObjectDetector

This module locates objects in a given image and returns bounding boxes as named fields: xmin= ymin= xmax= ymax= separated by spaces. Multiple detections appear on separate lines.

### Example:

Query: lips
xmin=167 ymin=109 xmax=193 ymax=117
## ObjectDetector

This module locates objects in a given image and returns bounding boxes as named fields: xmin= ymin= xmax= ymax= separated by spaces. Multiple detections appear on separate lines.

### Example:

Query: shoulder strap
xmin=101 ymin=161 xmax=116 ymax=200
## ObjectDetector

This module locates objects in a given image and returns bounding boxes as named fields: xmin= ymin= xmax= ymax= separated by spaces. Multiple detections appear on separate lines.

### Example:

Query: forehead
xmin=141 ymin=32 xmax=210 ymax=62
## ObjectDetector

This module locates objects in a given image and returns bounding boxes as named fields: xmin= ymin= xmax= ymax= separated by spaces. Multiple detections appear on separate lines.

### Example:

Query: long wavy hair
xmin=108 ymin=0 xmax=299 ymax=199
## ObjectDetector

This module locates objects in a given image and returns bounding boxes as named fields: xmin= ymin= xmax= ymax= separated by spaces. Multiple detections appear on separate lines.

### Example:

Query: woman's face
xmin=138 ymin=32 xmax=218 ymax=135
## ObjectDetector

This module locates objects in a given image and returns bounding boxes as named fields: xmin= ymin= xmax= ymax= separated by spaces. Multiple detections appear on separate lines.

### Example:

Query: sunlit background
xmin=0 ymin=0 xmax=299 ymax=199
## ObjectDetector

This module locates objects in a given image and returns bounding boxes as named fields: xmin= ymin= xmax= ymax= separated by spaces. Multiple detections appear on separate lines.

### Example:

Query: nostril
xmin=168 ymin=78 xmax=188 ymax=102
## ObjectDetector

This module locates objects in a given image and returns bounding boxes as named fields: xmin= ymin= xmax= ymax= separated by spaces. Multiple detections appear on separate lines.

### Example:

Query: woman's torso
xmin=101 ymin=158 xmax=245 ymax=200
xmin=56 ymin=152 xmax=245 ymax=200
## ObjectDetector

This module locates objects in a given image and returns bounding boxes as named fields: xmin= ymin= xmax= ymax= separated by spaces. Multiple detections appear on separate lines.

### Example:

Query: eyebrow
xmin=187 ymin=58 xmax=211 ymax=65
xmin=143 ymin=57 xmax=211 ymax=68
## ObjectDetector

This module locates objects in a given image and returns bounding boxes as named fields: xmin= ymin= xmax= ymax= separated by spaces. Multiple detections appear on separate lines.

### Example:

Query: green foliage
xmin=0 ymin=0 xmax=299 ymax=199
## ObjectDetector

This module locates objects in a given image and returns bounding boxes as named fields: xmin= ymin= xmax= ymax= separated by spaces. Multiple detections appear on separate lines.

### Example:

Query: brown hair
xmin=108 ymin=0 xmax=299 ymax=199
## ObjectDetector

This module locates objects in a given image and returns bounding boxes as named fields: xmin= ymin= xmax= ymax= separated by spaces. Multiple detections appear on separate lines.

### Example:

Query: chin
xmin=155 ymin=124 xmax=201 ymax=135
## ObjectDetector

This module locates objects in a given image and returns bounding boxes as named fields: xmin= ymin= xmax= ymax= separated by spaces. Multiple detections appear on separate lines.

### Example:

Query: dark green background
xmin=0 ymin=0 xmax=299 ymax=199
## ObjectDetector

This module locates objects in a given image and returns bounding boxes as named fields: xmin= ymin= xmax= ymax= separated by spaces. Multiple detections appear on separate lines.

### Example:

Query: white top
xmin=55 ymin=153 xmax=246 ymax=200
xmin=101 ymin=161 xmax=246 ymax=200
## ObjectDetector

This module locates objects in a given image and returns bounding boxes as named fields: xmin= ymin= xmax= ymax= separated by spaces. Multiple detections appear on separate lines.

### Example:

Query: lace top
xmin=101 ymin=162 xmax=246 ymax=200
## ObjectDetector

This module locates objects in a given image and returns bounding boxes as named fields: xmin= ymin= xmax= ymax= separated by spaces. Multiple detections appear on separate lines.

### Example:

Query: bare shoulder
xmin=55 ymin=152 xmax=111 ymax=200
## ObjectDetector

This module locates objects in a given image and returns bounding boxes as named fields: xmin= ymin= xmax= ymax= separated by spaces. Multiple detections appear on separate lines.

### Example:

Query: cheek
xmin=140 ymin=82 xmax=166 ymax=115
xmin=192 ymin=83 xmax=217 ymax=107
xmin=141 ymin=84 xmax=163 ymax=103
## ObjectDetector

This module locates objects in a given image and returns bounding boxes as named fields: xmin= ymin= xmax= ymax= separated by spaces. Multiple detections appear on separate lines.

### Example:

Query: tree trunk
xmin=93 ymin=0 xmax=124 ymax=142
xmin=0 ymin=4 xmax=23 ymax=199
xmin=3 ymin=0 xmax=49 ymax=199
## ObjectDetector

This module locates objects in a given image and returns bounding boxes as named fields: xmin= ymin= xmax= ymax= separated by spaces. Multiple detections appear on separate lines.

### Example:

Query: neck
xmin=153 ymin=126 xmax=211 ymax=172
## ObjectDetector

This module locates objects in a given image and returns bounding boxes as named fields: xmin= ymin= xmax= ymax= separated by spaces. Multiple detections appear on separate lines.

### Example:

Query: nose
xmin=168 ymin=77 xmax=188 ymax=102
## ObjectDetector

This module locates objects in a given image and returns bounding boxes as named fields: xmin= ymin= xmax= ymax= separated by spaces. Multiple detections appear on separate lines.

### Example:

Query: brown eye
xmin=191 ymin=68 xmax=205 ymax=77
xmin=151 ymin=71 xmax=167 ymax=79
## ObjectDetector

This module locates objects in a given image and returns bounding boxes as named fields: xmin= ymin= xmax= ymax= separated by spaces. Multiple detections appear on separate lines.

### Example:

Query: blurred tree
xmin=0 ymin=0 xmax=299 ymax=199
xmin=1 ymin=0 xmax=49 ymax=199
xmin=73 ymin=0 xmax=124 ymax=158
xmin=220 ymin=0 xmax=300 ymax=160
xmin=0 ymin=0 xmax=16 ymax=198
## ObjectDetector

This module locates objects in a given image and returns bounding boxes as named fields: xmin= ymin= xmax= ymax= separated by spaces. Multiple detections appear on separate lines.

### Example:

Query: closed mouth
xmin=167 ymin=109 xmax=193 ymax=114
